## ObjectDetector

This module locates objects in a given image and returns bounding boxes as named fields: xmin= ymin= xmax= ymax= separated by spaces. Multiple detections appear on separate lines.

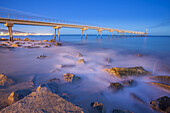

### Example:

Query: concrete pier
xmin=81 ymin=28 xmax=88 ymax=39
xmin=4 ymin=23 xmax=13 ymax=42
xmin=53 ymin=26 xmax=61 ymax=41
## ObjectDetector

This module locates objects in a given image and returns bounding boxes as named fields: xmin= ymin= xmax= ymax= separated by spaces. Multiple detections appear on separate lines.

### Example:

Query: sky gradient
xmin=0 ymin=0 xmax=170 ymax=35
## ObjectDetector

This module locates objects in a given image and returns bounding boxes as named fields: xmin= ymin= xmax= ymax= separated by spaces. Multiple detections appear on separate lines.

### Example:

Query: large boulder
xmin=8 ymin=89 xmax=32 ymax=105
xmin=11 ymin=44 xmax=19 ymax=47
xmin=104 ymin=66 xmax=151 ymax=78
xmin=149 ymin=76 xmax=170 ymax=85
xmin=0 ymin=38 xmax=8 ymax=41
xmin=109 ymin=82 xmax=124 ymax=91
xmin=63 ymin=73 xmax=80 ymax=82
xmin=49 ymin=39 xmax=55 ymax=42
xmin=112 ymin=109 xmax=133 ymax=113
xmin=2 ymin=42 xmax=11 ymax=46
xmin=0 ymin=73 xmax=15 ymax=87
xmin=0 ymin=86 xmax=83 ymax=113
xmin=150 ymin=96 xmax=170 ymax=113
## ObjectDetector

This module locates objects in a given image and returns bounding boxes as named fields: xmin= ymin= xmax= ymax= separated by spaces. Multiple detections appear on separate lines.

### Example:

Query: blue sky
xmin=0 ymin=0 xmax=170 ymax=35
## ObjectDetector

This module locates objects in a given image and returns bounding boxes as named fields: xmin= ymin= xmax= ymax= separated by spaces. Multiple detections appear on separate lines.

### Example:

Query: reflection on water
xmin=0 ymin=35 xmax=170 ymax=113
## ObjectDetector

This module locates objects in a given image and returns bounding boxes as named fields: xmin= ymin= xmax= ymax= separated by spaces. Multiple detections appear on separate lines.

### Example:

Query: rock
xmin=149 ymin=76 xmax=170 ymax=85
xmin=15 ymin=42 xmax=23 ymax=45
xmin=109 ymin=82 xmax=124 ymax=91
xmin=11 ymin=44 xmax=19 ymax=47
xmin=104 ymin=66 xmax=151 ymax=78
xmin=91 ymin=101 xmax=103 ymax=112
xmin=42 ymin=40 xmax=48 ymax=42
xmin=48 ymin=78 xmax=60 ymax=83
xmin=112 ymin=109 xmax=133 ymax=113
xmin=8 ymin=89 xmax=32 ymax=105
xmin=150 ymin=96 xmax=170 ymax=113
xmin=63 ymin=73 xmax=80 ymax=82
xmin=16 ymin=38 xmax=22 ymax=41
xmin=49 ymin=39 xmax=55 ymax=42
xmin=0 ymin=38 xmax=8 ymax=41
xmin=54 ymin=42 xmax=62 ymax=46
xmin=1 ymin=86 xmax=83 ymax=113
xmin=77 ymin=59 xmax=85 ymax=64
xmin=37 ymin=55 xmax=47 ymax=59
xmin=121 ymin=80 xmax=136 ymax=87
xmin=2 ymin=41 xmax=11 ymax=46
xmin=56 ymin=64 xmax=75 ymax=68
xmin=0 ymin=73 xmax=15 ymax=87
xmin=23 ymin=38 xmax=31 ymax=41
xmin=76 ymin=53 xmax=83 ymax=57
xmin=130 ymin=93 xmax=145 ymax=104
xmin=36 ymin=82 xmax=58 ymax=94
xmin=61 ymin=93 xmax=76 ymax=100
xmin=135 ymin=53 xmax=143 ymax=57
xmin=149 ymin=82 xmax=170 ymax=91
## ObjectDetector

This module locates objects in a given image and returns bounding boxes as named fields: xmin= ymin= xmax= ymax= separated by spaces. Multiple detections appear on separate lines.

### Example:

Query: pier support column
xmin=4 ymin=23 xmax=14 ymax=42
xmin=108 ymin=32 xmax=110 ymax=38
xmin=111 ymin=32 xmax=113 ymax=38
xmin=80 ymin=28 xmax=88 ymax=39
xmin=97 ymin=31 xmax=99 ymax=38
xmin=97 ymin=29 xmax=103 ymax=38
xmin=53 ymin=26 xmax=61 ymax=41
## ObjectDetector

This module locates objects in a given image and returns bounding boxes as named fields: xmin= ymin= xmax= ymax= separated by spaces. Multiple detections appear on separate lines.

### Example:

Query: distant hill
xmin=0 ymin=29 xmax=33 ymax=34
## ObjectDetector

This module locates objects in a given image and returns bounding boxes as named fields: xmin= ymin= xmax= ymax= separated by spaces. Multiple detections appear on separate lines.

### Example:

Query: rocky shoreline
xmin=0 ymin=37 xmax=170 ymax=113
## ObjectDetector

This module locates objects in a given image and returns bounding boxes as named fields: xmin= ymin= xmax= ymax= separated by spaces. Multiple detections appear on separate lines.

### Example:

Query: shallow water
xmin=0 ymin=35 xmax=170 ymax=113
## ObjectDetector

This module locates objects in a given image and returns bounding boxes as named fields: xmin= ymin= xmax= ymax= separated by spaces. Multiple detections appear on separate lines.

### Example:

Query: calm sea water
xmin=1 ymin=35 xmax=170 ymax=57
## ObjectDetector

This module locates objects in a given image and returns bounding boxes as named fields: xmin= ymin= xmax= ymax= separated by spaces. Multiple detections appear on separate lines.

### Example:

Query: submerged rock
xmin=112 ymin=109 xmax=133 ymax=113
xmin=23 ymin=38 xmax=31 ymax=41
xmin=150 ymin=96 xmax=170 ymax=113
xmin=37 ymin=55 xmax=47 ymax=59
xmin=76 ymin=53 xmax=83 ymax=57
xmin=54 ymin=42 xmax=62 ymax=46
xmin=48 ymin=78 xmax=60 ymax=83
xmin=149 ymin=82 xmax=170 ymax=91
xmin=8 ymin=89 xmax=32 ymax=105
xmin=2 ymin=41 xmax=11 ymax=46
xmin=0 ymin=73 xmax=15 ymax=87
xmin=121 ymin=80 xmax=136 ymax=87
xmin=104 ymin=66 xmax=151 ymax=78
xmin=91 ymin=101 xmax=103 ymax=112
xmin=149 ymin=76 xmax=170 ymax=85
xmin=1 ymin=86 xmax=83 ymax=113
xmin=63 ymin=73 xmax=80 ymax=82
xmin=49 ymin=39 xmax=55 ymax=42
xmin=42 ymin=40 xmax=48 ymax=42
xmin=77 ymin=59 xmax=85 ymax=64
xmin=11 ymin=44 xmax=19 ymax=47
xmin=109 ymin=82 xmax=124 ymax=91
xmin=130 ymin=93 xmax=145 ymax=104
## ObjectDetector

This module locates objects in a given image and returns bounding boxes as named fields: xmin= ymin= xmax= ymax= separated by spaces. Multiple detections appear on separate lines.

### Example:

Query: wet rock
xmin=36 ymin=83 xmax=58 ymax=94
xmin=48 ymin=78 xmax=60 ymax=83
xmin=149 ymin=76 xmax=170 ymax=85
xmin=11 ymin=44 xmax=19 ymax=47
xmin=8 ymin=89 xmax=32 ymax=105
xmin=0 ymin=38 xmax=8 ymax=41
xmin=2 ymin=41 xmax=11 ymax=46
xmin=15 ymin=42 xmax=23 ymax=45
xmin=61 ymin=93 xmax=76 ymax=100
xmin=0 ymin=73 xmax=15 ymax=87
xmin=63 ymin=73 xmax=80 ymax=82
xmin=23 ymin=38 xmax=31 ymax=41
xmin=49 ymin=39 xmax=55 ymax=42
xmin=121 ymin=80 xmax=136 ymax=87
xmin=1 ymin=86 xmax=83 ymax=113
xmin=77 ymin=59 xmax=85 ymax=64
xmin=135 ymin=53 xmax=143 ymax=57
xmin=109 ymin=82 xmax=124 ymax=91
xmin=149 ymin=82 xmax=170 ymax=91
xmin=15 ymin=38 xmax=22 ymax=41
xmin=42 ymin=40 xmax=48 ymax=42
xmin=37 ymin=55 xmax=47 ymax=59
xmin=112 ymin=109 xmax=133 ymax=113
xmin=104 ymin=66 xmax=151 ymax=78
xmin=150 ymin=96 xmax=170 ymax=113
xmin=76 ymin=53 xmax=83 ymax=57
xmin=130 ymin=93 xmax=145 ymax=104
xmin=91 ymin=101 xmax=103 ymax=112
xmin=56 ymin=64 xmax=75 ymax=68
xmin=54 ymin=42 xmax=62 ymax=46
